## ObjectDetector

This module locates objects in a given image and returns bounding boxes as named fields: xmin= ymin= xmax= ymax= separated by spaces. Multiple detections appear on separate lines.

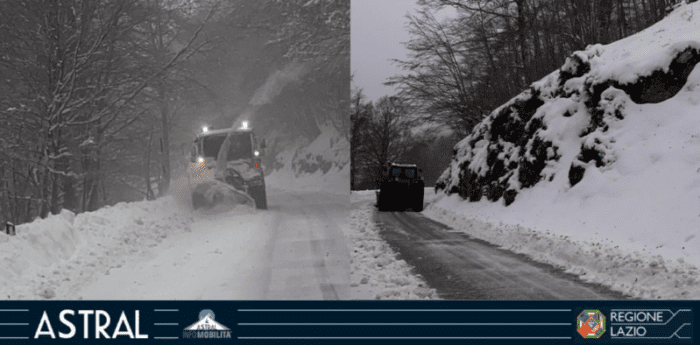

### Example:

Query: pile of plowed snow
xmin=0 ymin=194 xmax=228 ymax=299
xmin=348 ymin=192 xmax=438 ymax=300
xmin=266 ymin=125 xmax=349 ymax=194
xmin=433 ymin=2 xmax=700 ymax=299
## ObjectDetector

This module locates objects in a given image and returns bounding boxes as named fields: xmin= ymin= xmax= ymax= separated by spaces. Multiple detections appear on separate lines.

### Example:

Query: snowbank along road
xmin=0 ymin=185 xmax=350 ymax=300
xmin=5 ymin=176 xmax=439 ymax=301
xmin=78 ymin=189 xmax=350 ymax=300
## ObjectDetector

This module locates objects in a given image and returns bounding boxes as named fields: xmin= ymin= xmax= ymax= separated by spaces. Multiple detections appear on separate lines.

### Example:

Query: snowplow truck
xmin=376 ymin=163 xmax=424 ymax=212
xmin=187 ymin=126 xmax=267 ymax=210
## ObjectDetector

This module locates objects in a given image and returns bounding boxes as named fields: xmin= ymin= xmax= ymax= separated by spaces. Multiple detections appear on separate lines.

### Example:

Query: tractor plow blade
xmin=191 ymin=180 xmax=256 ymax=210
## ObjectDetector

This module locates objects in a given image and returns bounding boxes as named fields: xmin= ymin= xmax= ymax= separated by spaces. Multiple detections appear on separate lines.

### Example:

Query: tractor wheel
xmin=191 ymin=182 xmax=213 ymax=209
xmin=413 ymin=196 xmax=424 ymax=212
xmin=377 ymin=188 xmax=390 ymax=211
xmin=248 ymin=184 xmax=267 ymax=210
xmin=192 ymin=191 xmax=206 ymax=209
xmin=413 ymin=183 xmax=424 ymax=212
xmin=384 ymin=185 xmax=398 ymax=211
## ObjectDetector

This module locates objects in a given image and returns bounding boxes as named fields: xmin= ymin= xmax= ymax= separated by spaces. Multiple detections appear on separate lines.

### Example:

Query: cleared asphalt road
xmin=375 ymin=210 xmax=630 ymax=300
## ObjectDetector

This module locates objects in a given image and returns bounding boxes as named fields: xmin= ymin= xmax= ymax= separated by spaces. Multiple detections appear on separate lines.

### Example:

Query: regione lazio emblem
xmin=577 ymin=309 xmax=606 ymax=339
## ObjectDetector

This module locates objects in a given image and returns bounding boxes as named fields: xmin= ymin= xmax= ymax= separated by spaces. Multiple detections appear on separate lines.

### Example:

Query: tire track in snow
xmin=257 ymin=191 xmax=350 ymax=299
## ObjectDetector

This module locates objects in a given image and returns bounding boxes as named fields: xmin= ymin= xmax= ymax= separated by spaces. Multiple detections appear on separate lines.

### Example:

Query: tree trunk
xmin=618 ymin=0 xmax=627 ymax=39
xmin=530 ymin=9 xmax=542 ymax=79
xmin=145 ymin=127 xmax=155 ymax=201
xmin=63 ymin=175 xmax=78 ymax=212
xmin=38 ymin=162 xmax=50 ymax=219
xmin=597 ymin=0 xmax=613 ymax=44
xmin=641 ymin=0 xmax=650 ymax=26
xmin=86 ymin=177 xmax=100 ymax=212
xmin=516 ymin=0 xmax=529 ymax=85
xmin=86 ymin=126 xmax=104 ymax=212
xmin=157 ymin=82 xmax=171 ymax=196
xmin=50 ymin=140 xmax=68 ymax=215
xmin=84 ymin=149 xmax=101 ymax=212
xmin=1 ymin=165 xmax=12 ymax=225
xmin=101 ymin=178 xmax=108 ymax=206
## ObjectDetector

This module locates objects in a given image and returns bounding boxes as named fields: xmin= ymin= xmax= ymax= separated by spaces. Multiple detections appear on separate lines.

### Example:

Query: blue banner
xmin=0 ymin=300 xmax=695 ymax=344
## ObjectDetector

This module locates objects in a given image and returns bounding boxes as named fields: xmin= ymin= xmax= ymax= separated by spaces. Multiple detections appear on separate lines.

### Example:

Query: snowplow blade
xmin=191 ymin=180 xmax=256 ymax=210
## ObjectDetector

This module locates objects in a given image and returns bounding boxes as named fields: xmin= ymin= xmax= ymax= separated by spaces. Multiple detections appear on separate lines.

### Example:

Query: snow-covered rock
xmin=437 ymin=2 xmax=700 ymax=205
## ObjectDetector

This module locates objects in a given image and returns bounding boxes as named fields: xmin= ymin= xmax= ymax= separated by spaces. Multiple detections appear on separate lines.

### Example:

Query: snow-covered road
xmin=248 ymin=192 xmax=351 ymax=299
xmin=2 ymin=181 xmax=439 ymax=301
xmin=70 ymin=190 xmax=351 ymax=300
xmin=3 ymin=189 xmax=351 ymax=300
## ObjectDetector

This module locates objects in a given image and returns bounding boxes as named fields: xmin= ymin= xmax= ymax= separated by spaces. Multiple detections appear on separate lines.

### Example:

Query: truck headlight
xmin=197 ymin=156 xmax=204 ymax=163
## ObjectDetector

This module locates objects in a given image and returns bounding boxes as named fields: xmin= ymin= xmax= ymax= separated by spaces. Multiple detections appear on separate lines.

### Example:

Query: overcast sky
xmin=351 ymin=0 xmax=418 ymax=102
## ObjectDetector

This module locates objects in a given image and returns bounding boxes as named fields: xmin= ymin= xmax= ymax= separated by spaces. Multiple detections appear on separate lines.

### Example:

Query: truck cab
xmin=188 ymin=124 xmax=267 ymax=209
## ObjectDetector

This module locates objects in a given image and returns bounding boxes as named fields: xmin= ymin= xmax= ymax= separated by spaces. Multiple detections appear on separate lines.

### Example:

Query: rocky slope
xmin=436 ymin=3 xmax=700 ymax=206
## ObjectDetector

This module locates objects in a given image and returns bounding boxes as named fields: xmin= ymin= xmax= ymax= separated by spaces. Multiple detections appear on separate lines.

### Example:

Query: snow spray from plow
xmin=191 ymin=179 xmax=256 ymax=210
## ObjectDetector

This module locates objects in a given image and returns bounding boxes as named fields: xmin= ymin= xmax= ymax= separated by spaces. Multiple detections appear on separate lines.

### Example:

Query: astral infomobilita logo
xmin=182 ymin=309 xmax=231 ymax=339
xmin=577 ymin=310 xmax=606 ymax=339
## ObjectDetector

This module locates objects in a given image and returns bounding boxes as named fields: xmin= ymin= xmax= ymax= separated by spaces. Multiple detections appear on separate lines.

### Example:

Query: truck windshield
xmin=201 ymin=133 xmax=253 ymax=161
xmin=391 ymin=167 xmax=416 ymax=178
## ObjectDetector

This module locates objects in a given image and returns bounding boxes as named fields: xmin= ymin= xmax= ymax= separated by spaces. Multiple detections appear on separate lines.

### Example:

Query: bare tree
xmin=142 ymin=0 xmax=219 ymax=196
xmin=0 ymin=0 xmax=221 ymax=223
xmin=389 ymin=0 xmax=685 ymax=139
xmin=350 ymin=88 xmax=372 ymax=190
xmin=351 ymin=96 xmax=419 ymax=189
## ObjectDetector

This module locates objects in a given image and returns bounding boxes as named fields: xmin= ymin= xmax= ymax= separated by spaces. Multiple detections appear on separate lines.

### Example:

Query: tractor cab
xmin=188 ymin=122 xmax=267 ymax=209
xmin=376 ymin=163 xmax=424 ymax=212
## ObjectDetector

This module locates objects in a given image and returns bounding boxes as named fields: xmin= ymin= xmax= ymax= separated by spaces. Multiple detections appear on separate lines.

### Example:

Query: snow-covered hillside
xmin=433 ymin=2 xmax=700 ymax=298
xmin=266 ymin=124 xmax=350 ymax=194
